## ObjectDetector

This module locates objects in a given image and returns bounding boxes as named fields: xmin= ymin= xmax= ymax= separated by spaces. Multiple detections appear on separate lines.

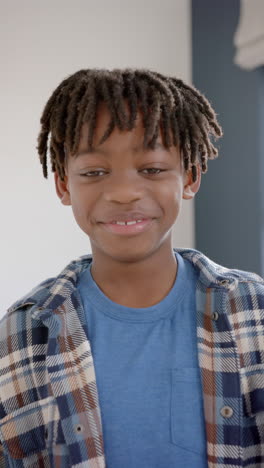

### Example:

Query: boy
xmin=0 ymin=69 xmax=263 ymax=468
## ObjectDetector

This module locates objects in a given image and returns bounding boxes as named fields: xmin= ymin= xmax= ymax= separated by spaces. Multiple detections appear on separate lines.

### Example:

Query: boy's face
xmin=55 ymin=103 xmax=200 ymax=264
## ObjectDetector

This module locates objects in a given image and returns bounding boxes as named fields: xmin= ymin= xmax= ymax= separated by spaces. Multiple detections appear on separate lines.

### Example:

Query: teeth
xmin=115 ymin=219 xmax=143 ymax=225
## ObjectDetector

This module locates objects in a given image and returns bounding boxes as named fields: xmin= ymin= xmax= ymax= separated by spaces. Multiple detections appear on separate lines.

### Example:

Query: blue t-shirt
xmin=77 ymin=252 xmax=207 ymax=468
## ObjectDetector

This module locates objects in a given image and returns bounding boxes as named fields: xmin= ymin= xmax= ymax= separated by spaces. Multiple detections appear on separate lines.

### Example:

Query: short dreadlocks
xmin=37 ymin=68 xmax=222 ymax=182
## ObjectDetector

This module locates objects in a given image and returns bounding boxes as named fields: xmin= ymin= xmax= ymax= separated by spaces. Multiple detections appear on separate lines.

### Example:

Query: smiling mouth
xmin=110 ymin=219 xmax=145 ymax=225
xmin=100 ymin=218 xmax=154 ymax=235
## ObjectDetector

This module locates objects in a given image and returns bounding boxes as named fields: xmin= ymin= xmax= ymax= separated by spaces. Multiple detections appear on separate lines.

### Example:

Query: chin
xmin=97 ymin=242 xmax=164 ymax=265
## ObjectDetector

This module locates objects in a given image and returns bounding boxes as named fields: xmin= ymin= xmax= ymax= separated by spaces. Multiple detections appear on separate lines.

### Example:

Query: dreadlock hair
xmin=37 ymin=68 xmax=222 ymax=182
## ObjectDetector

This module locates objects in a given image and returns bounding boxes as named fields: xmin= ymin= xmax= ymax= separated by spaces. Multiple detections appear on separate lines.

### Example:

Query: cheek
xmin=165 ymin=185 xmax=184 ymax=226
xmin=68 ymin=184 xmax=88 ymax=219
xmin=159 ymin=177 xmax=184 ymax=207
xmin=69 ymin=183 xmax=101 ymax=228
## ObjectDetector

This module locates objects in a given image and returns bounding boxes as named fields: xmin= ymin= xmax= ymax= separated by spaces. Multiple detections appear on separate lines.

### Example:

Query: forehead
xmin=65 ymin=99 xmax=182 ymax=170
xmin=77 ymin=101 xmax=148 ymax=151
xmin=96 ymin=100 xmax=144 ymax=131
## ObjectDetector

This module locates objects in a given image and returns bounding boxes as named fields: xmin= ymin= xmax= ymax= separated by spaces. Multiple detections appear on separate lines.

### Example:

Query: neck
xmin=89 ymin=245 xmax=178 ymax=308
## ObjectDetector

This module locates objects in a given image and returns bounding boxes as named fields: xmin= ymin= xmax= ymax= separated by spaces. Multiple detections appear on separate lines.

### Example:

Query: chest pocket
xmin=240 ymin=365 xmax=264 ymax=443
xmin=170 ymin=367 xmax=207 ymax=456
xmin=240 ymin=365 xmax=264 ymax=417
xmin=0 ymin=396 xmax=69 ymax=467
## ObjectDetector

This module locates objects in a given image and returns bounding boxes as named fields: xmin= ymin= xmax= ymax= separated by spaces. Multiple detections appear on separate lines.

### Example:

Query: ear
xmin=54 ymin=172 xmax=71 ymax=206
xmin=182 ymin=165 xmax=201 ymax=200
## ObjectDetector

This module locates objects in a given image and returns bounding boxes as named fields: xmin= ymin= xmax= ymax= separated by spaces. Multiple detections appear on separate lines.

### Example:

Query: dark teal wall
xmin=192 ymin=0 xmax=264 ymax=276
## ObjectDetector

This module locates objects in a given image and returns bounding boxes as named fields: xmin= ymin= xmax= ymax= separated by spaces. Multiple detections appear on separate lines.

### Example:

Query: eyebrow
xmin=74 ymin=148 xmax=106 ymax=158
xmin=74 ymin=142 xmax=166 ymax=158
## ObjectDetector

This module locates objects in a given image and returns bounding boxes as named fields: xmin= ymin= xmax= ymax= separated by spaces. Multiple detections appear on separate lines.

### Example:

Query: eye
xmin=79 ymin=168 xmax=166 ymax=177
xmin=141 ymin=168 xmax=165 ymax=175
xmin=81 ymin=170 xmax=107 ymax=177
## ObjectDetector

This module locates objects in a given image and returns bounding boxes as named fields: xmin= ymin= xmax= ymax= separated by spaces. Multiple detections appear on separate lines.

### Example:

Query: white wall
xmin=1 ymin=0 xmax=192 ymax=312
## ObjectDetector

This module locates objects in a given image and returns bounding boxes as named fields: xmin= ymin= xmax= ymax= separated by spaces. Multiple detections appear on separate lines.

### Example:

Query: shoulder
xmin=177 ymin=248 xmax=264 ymax=354
xmin=0 ymin=254 xmax=93 ymax=339
xmin=176 ymin=248 xmax=264 ymax=323
xmin=175 ymin=247 xmax=264 ymax=289
xmin=0 ymin=255 xmax=93 ymax=417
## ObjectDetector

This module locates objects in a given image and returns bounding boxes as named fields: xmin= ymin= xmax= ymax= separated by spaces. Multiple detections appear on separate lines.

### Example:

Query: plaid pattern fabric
xmin=0 ymin=248 xmax=263 ymax=467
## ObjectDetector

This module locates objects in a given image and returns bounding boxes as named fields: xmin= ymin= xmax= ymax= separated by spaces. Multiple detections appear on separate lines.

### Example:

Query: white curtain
xmin=234 ymin=0 xmax=264 ymax=70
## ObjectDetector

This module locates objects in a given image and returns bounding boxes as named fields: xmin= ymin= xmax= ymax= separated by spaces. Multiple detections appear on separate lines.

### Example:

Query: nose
xmin=102 ymin=171 xmax=144 ymax=204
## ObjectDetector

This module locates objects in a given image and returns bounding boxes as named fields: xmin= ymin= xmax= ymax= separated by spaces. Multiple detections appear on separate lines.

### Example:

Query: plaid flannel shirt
xmin=0 ymin=248 xmax=263 ymax=467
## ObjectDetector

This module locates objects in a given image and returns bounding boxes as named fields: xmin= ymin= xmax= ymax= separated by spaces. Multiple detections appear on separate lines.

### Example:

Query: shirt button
xmin=219 ymin=279 xmax=229 ymax=286
xmin=220 ymin=406 xmax=233 ymax=418
xmin=211 ymin=311 xmax=219 ymax=321
xmin=75 ymin=424 xmax=84 ymax=433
